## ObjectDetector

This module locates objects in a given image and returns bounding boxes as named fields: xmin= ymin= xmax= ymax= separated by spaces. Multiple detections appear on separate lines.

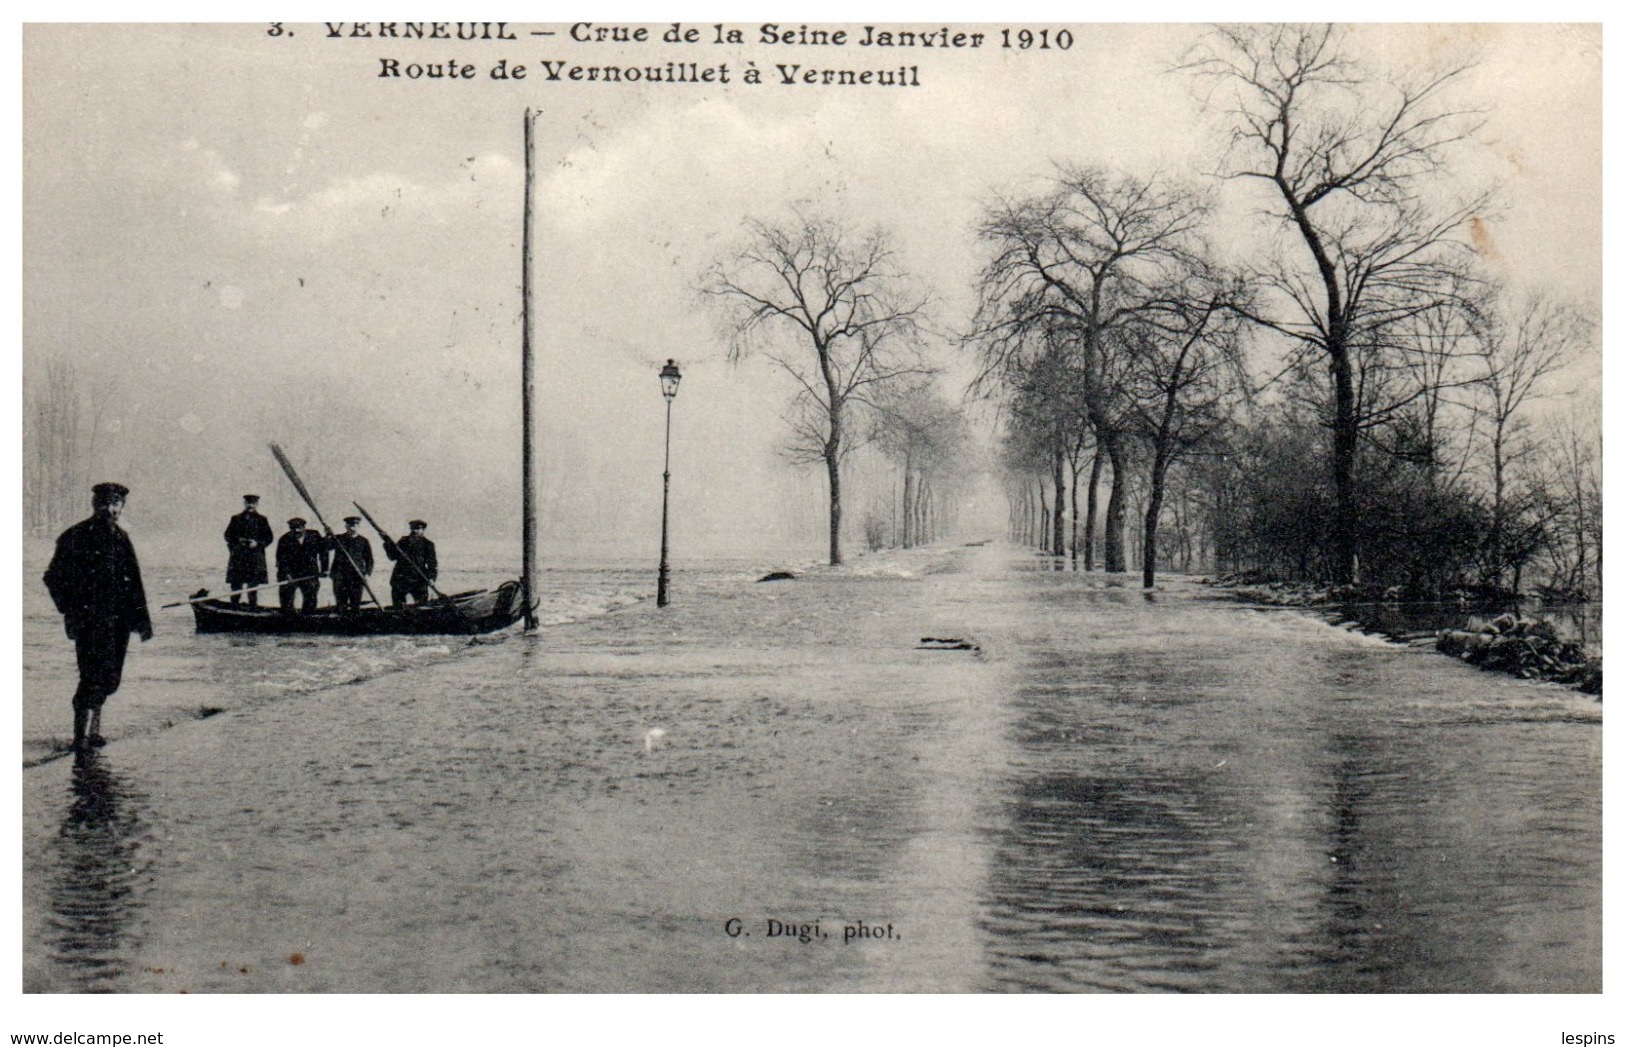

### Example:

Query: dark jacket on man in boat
xmin=224 ymin=507 xmax=275 ymax=585
xmin=328 ymin=530 xmax=374 ymax=610
xmin=385 ymin=528 xmax=438 ymax=607
xmin=385 ymin=533 xmax=437 ymax=586
xmin=329 ymin=532 xmax=373 ymax=578
xmin=275 ymin=527 xmax=330 ymax=581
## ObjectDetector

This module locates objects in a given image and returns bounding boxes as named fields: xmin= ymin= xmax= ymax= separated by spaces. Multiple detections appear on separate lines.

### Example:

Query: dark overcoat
xmin=44 ymin=515 xmax=152 ymax=639
xmin=224 ymin=509 xmax=275 ymax=585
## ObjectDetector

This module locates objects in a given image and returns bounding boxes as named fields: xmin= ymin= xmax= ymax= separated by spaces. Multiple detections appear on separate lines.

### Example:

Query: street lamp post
xmin=657 ymin=359 xmax=682 ymax=607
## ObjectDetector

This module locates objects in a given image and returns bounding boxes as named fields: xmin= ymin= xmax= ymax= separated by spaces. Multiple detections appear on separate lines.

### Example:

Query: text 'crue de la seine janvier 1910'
xmin=278 ymin=23 xmax=1076 ymax=89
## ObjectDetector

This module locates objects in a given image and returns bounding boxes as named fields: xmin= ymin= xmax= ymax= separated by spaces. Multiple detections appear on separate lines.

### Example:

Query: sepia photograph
xmin=12 ymin=15 xmax=1610 ymax=1042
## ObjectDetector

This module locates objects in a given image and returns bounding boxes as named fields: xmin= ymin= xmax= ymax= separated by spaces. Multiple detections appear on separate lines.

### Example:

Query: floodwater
xmin=20 ymin=543 xmax=1601 ymax=993
xmin=20 ymin=554 xmax=676 ymax=766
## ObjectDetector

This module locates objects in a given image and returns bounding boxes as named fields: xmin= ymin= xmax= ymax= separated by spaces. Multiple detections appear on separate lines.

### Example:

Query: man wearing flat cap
xmin=43 ymin=482 xmax=153 ymax=752
xmin=385 ymin=519 xmax=439 ymax=607
xmin=275 ymin=516 xmax=328 ymax=613
xmin=224 ymin=494 xmax=275 ymax=606
xmin=327 ymin=515 xmax=373 ymax=611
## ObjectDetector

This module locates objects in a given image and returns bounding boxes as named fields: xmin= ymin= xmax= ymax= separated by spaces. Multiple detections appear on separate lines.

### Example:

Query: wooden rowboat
xmin=189 ymin=581 xmax=526 ymax=636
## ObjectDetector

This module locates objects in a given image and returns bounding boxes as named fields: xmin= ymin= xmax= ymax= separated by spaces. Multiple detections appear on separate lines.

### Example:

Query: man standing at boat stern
xmin=224 ymin=494 xmax=275 ymax=606
xmin=43 ymin=482 xmax=153 ymax=752
xmin=327 ymin=515 xmax=374 ymax=611
xmin=276 ymin=517 xmax=328 ymax=612
xmin=385 ymin=519 xmax=438 ymax=607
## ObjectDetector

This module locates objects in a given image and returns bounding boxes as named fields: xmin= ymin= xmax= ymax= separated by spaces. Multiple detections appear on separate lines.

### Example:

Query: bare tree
xmin=1121 ymin=276 xmax=1249 ymax=587
xmin=1185 ymin=23 xmax=1491 ymax=584
xmin=1062 ymin=415 xmax=1096 ymax=566
xmin=1466 ymin=288 xmax=1594 ymax=590
xmin=705 ymin=215 xmax=931 ymax=565
xmin=970 ymin=167 xmax=1211 ymax=572
xmin=1541 ymin=412 xmax=1601 ymax=600
xmin=1376 ymin=279 xmax=1482 ymax=474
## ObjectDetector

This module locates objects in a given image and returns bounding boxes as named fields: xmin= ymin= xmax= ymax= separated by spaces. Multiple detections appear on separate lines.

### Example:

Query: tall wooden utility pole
xmin=521 ymin=108 xmax=539 ymax=630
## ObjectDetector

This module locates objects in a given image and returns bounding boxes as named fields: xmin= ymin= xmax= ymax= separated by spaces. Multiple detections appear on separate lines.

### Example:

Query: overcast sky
xmin=21 ymin=22 xmax=1602 ymax=568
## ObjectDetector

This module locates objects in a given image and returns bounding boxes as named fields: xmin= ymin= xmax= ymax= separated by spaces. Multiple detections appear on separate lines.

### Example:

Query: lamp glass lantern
xmin=660 ymin=359 xmax=682 ymax=400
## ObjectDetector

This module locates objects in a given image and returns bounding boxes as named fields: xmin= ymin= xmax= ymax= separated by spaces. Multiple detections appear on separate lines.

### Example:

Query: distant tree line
xmin=24 ymin=356 xmax=118 ymax=538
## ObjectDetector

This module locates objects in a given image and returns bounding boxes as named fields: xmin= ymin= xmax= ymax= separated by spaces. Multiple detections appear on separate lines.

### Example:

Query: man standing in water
xmin=224 ymin=494 xmax=274 ymax=606
xmin=384 ymin=519 xmax=438 ymax=607
xmin=43 ymin=482 xmax=153 ymax=752
xmin=327 ymin=515 xmax=374 ymax=611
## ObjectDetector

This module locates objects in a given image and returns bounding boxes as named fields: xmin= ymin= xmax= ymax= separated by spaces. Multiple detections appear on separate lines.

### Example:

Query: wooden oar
xmin=269 ymin=442 xmax=383 ymax=611
xmin=160 ymin=575 xmax=318 ymax=609
xmin=352 ymin=501 xmax=448 ymax=600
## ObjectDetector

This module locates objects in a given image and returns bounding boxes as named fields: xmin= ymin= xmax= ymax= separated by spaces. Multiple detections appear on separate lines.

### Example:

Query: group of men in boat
xmin=225 ymin=493 xmax=439 ymax=612
xmin=42 ymin=481 xmax=447 ymax=752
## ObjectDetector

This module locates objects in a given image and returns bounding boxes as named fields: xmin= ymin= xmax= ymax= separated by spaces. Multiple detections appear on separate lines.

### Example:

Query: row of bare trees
xmin=697 ymin=26 xmax=1596 ymax=596
xmin=870 ymin=380 xmax=972 ymax=550
xmin=972 ymin=25 xmax=1598 ymax=597
xmin=968 ymin=165 xmax=1251 ymax=588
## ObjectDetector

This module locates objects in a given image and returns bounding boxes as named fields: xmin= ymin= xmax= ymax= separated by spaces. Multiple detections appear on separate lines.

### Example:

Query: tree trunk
xmin=1037 ymin=480 xmax=1050 ymax=552
xmin=1069 ymin=460 xmax=1082 ymax=567
xmin=901 ymin=468 xmax=915 ymax=548
xmin=1330 ymin=347 xmax=1359 ymax=585
xmin=1487 ymin=424 xmax=1507 ymax=588
xmin=1102 ymin=432 xmax=1128 ymax=573
xmin=1051 ymin=446 xmax=1067 ymax=557
xmin=893 ymin=478 xmax=901 ymax=549
xmin=826 ymin=438 xmax=843 ymax=566
xmin=1142 ymin=452 xmax=1171 ymax=589
xmin=1084 ymin=449 xmax=1102 ymax=570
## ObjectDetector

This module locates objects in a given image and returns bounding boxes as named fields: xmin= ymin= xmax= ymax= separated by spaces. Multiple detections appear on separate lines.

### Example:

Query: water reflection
xmin=47 ymin=753 xmax=151 ymax=991
xmin=1300 ymin=734 xmax=1423 ymax=992
xmin=980 ymin=573 xmax=1600 ymax=993
xmin=982 ymin=768 xmax=1248 ymax=992
xmin=1288 ymin=729 xmax=1511 ymax=992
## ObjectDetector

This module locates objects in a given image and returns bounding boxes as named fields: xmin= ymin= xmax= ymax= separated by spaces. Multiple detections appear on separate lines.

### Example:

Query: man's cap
xmin=92 ymin=482 xmax=130 ymax=503
xmin=343 ymin=515 xmax=362 ymax=525
xmin=243 ymin=494 xmax=260 ymax=503
xmin=288 ymin=517 xmax=307 ymax=527
xmin=409 ymin=519 xmax=428 ymax=529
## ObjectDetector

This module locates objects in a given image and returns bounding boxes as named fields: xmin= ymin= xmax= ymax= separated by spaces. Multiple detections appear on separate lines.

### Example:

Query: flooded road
xmin=21 ymin=543 xmax=1600 ymax=994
